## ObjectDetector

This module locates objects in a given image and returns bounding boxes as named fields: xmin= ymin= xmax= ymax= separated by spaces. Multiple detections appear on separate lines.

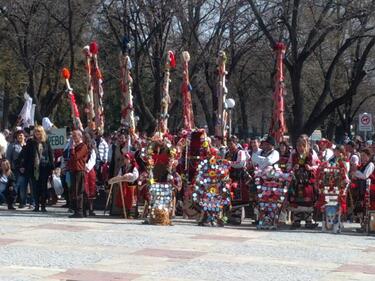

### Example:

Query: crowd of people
xmin=1 ymin=125 xmax=374 ymax=232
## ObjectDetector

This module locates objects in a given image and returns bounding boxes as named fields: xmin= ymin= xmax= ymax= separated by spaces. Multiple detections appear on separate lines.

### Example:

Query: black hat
xmin=264 ymin=135 xmax=276 ymax=146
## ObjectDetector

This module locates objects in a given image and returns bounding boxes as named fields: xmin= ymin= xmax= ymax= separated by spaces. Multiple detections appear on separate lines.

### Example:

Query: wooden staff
xmin=82 ymin=45 xmax=96 ymax=130
xmin=61 ymin=68 xmax=83 ymax=131
xmin=269 ymin=42 xmax=287 ymax=144
xmin=215 ymin=50 xmax=228 ymax=142
xmin=181 ymin=51 xmax=194 ymax=130
xmin=160 ymin=50 xmax=176 ymax=133
xmin=119 ymin=37 xmax=136 ymax=135
xmin=89 ymin=42 xmax=105 ymax=133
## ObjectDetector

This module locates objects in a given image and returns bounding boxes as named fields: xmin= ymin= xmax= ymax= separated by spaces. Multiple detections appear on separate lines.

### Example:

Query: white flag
xmin=18 ymin=92 xmax=33 ymax=128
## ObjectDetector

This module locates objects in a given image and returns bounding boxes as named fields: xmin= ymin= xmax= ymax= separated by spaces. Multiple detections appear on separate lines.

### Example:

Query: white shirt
xmin=85 ymin=149 xmax=96 ymax=172
xmin=354 ymin=162 xmax=374 ymax=180
xmin=117 ymin=166 xmax=139 ymax=182
xmin=350 ymin=154 xmax=360 ymax=166
xmin=252 ymin=149 xmax=280 ymax=170
xmin=97 ymin=138 xmax=109 ymax=162
xmin=231 ymin=150 xmax=248 ymax=169
xmin=321 ymin=148 xmax=334 ymax=162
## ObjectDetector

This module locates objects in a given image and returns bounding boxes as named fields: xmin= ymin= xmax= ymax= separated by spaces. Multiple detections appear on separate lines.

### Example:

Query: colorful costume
xmin=288 ymin=149 xmax=319 ymax=227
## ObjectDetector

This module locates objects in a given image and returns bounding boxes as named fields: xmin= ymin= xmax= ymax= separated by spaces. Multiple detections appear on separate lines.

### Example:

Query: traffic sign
xmin=359 ymin=113 xmax=373 ymax=132
xmin=47 ymin=128 xmax=66 ymax=150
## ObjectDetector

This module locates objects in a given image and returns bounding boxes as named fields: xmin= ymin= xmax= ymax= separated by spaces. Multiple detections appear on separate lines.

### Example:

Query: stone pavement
xmin=0 ymin=205 xmax=374 ymax=281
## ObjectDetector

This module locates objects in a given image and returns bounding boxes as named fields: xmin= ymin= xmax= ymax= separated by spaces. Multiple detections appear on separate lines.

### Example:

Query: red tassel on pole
xmin=169 ymin=51 xmax=176 ymax=68
xmin=62 ymin=68 xmax=71 ymax=80
xmin=89 ymin=41 xmax=99 ymax=55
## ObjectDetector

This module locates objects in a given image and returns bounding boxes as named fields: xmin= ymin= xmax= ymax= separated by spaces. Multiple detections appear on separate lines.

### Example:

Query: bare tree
xmin=248 ymin=0 xmax=375 ymax=140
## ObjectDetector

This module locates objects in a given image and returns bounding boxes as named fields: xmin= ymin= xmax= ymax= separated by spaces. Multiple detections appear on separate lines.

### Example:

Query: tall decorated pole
xmin=61 ymin=68 xmax=83 ymax=131
xmin=269 ymin=42 xmax=287 ymax=144
xmin=181 ymin=51 xmax=194 ymax=131
xmin=82 ymin=45 xmax=96 ymax=130
xmin=215 ymin=50 xmax=228 ymax=142
xmin=88 ymin=41 xmax=105 ymax=133
xmin=119 ymin=37 xmax=136 ymax=135
xmin=159 ymin=50 xmax=176 ymax=133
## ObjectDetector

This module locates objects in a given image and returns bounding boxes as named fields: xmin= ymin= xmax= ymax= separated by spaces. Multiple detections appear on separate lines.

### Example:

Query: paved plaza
xmin=0 ymin=205 xmax=374 ymax=281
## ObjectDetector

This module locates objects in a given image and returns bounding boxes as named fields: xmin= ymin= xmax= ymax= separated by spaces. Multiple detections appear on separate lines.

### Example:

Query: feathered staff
xmin=159 ymin=50 xmax=176 ymax=133
xmin=269 ymin=42 xmax=287 ymax=144
xmin=119 ymin=36 xmax=136 ymax=135
xmin=214 ymin=50 xmax=228 ymax=140
xmin=89 ymin=41 xmax=105 ymax=133
xmin=181 ymin=51 xmax=194 ymax=130
xmin=61 ymin=68 xmax=83 ymax=131
xmin=82 ymin=44 xmax=96 ymax=130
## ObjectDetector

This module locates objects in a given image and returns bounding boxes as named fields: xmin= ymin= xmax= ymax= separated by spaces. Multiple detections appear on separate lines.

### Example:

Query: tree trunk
xmin=238 ymin=88 xmax=249 ymax=138
xmin=290 ymin=64 xmax=304 ymax=141
xmin=2 ymin=76 xmax=10 ymax=130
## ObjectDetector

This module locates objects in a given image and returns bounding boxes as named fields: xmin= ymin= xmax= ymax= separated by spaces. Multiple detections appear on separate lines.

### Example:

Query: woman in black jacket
xmin=21 ymin=126 xmax=54 ymax=212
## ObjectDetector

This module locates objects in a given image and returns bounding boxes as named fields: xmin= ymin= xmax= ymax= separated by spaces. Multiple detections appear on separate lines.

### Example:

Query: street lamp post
xmin=225 ymin=98 xmax=235 ymax=138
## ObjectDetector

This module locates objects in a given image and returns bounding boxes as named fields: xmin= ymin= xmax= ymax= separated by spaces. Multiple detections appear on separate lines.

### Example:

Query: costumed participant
xmin=193 ymin=153 xmax=231 ymax=227
xmin=252 ymin=137 xmax=289 ymax=229
xmin=345 ymin=141 xmax=360 ymax=168
xmin=95 ymin=131 xmax=109 ymax=186
xmin=252 ymin=136 xmax=281 ymax=225
xmin=108 ymin=129 xmax=131 ymax=215
xmin=226 ymin=137 xmax=251 ymax=224
xmin=169 ymin=157 xmax=182 ymax=218
xmin=278 ymin=141 xmax=290 ymax=173
xmin=133 ymin=139 xmax=148 ymax=217
xmin=332 ymin=145 xmax=350 ymax=195
xmin=350 ymin=148 xmax=375 ymax=232
xmin=316 ymin=145 xmax=350 ymax=233
xmin=83 ymin=132 xmax=97 ymax=216
xmin=287 ymin=134 xmax=319 ymax=229
xmin=252 ymin=136 xmax=280 ymax=172
xmin=109 ymin=152 xmax=139 ymax=218
xmin=318 ymin=138 xmax=334 ymax=162
xmin=142 ymin=134 xmax=178 ymax=225
xmin=68 ymin=130 xmax=89 ymax=218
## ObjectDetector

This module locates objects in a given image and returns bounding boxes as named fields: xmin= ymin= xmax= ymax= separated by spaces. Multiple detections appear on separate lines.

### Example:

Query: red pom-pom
xmin=168 ymin=51 xmax=176 ymax=68
xmin=89 ymin=41 xmax=99 ymax=55
xmin=62 ymin=68 xmax=70 ymax=79
xmin=274 ymin=42 xmax=286 ymax=51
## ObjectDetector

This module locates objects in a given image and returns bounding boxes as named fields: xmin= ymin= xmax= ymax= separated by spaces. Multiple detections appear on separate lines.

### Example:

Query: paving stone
xmin=334 ymin=264 xmax=375 ymax=275
xmin=35 ymin=224 xmax=91 ymax=232
xmin=0 ymin=238 xmax=20 ymax=246
xmin=132 ymin=248 xmax=206 ymax=260
xmin=191 ymin=234 xmax=249 ymax=242
xmin=50 ymin=269 xmax=141 ymax=281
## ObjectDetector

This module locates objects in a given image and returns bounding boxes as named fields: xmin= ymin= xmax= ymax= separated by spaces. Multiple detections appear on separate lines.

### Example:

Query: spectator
xmin=0 ymin=160 xmax=16 ymax=209
xmin=6 ymin=130 xmax=28 ymax=208
xmin=22 ymin=126 xmax=54 ymax=212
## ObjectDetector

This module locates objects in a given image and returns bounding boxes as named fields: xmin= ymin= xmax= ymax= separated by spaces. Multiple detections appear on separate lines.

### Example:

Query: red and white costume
xmin=85 ymin=149 xmax=97 ymax=199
